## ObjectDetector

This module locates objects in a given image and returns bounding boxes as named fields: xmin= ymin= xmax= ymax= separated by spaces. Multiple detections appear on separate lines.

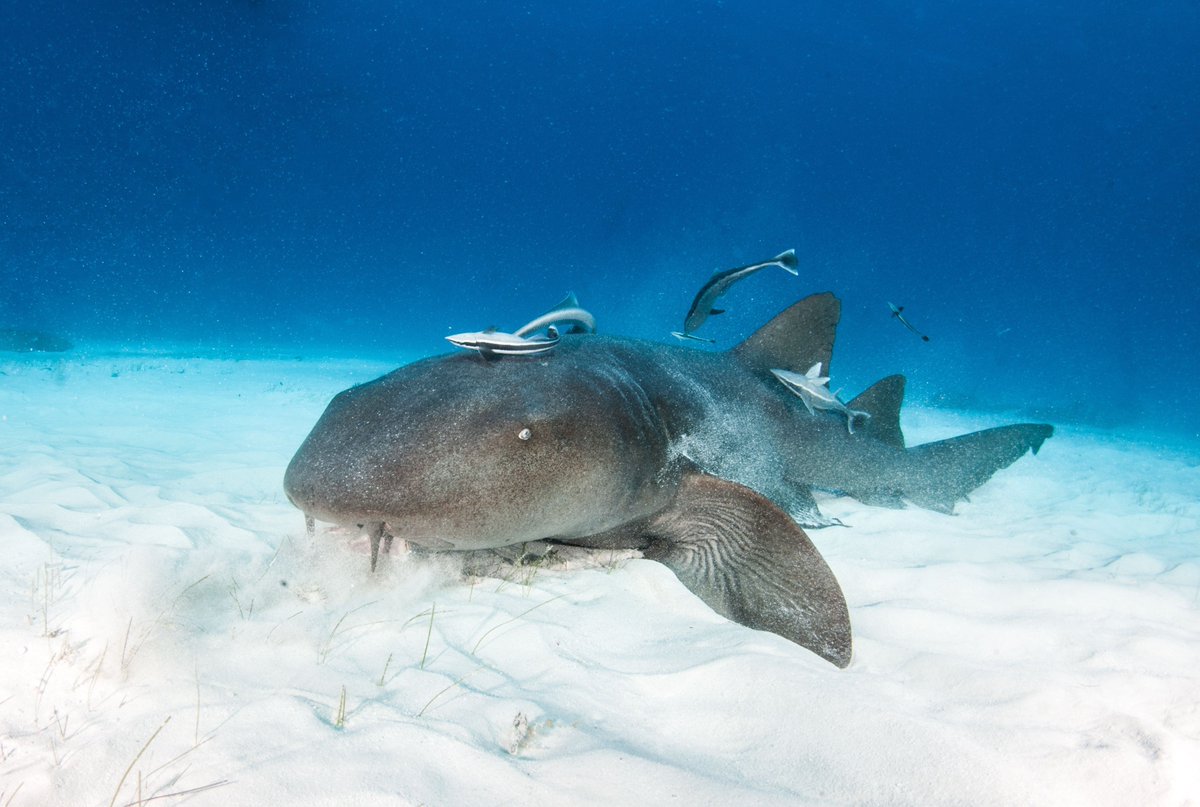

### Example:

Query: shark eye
xmin=517 ymin=428 xmax=532 ymax=441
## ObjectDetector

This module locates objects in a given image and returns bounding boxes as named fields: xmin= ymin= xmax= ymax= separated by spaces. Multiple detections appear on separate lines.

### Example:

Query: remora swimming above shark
xmin=284 ymin=293 xmax=1052 ymax=668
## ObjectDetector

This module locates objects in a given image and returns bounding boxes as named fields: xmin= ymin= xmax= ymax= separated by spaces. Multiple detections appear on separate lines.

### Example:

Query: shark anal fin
xmin=642 ymin=473 xmax=852 ymax=668
xmin=710 ymin=308 xmax=726 ymax=315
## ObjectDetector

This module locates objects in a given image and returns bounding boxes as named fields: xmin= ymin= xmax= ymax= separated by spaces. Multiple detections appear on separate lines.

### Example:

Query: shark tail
xmin=902 ymin=424 xmax=1053 ymax=513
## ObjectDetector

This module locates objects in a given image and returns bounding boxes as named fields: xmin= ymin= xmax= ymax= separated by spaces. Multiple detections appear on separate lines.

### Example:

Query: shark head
xmin=283 ymin=343 xmax=676 ymax=550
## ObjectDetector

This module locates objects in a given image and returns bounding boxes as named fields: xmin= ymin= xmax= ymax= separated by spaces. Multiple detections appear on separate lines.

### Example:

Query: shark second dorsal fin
xmin=847 ymin=375 xmax=906 ymax=448
xmin=732 ymin=292 xmax=840 ymax=378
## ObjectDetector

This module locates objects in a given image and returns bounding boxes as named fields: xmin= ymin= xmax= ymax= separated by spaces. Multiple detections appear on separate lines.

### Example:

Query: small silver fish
xmin=513 ymin=295 xmax=596 ymax=338
xmin=888 ymin=302 xmax=930 ymax=342
xmin=447 ymin=293 xmax=596 ymax=358
xmin=446 ymin=329 xmax=559 ymax=355
xmin=771 ymin=363 xmax=871 ymax=434
xmin=675 ymin=249 xmax=798 ymax=341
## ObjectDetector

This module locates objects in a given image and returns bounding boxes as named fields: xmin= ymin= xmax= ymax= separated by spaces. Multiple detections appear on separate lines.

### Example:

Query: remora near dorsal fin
xmin=642 ymin=472 xmax=852 ymax=668
xmin=847 ymin=375 xmax=907 ymax=448
xmin=731 ymin=292 xmax=840 ymax=378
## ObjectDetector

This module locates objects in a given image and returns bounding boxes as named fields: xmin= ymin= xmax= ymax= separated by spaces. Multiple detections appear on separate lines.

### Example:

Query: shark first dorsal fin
xmin=642 ymin=472 xmax=852 ymax=667
xmin=847 ymin=375 xmax=906 ymax=448
xmin=732 ymin=292 xmax=840 ymax=378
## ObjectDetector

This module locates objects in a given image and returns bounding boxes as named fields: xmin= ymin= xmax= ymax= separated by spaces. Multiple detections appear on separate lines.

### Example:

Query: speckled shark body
xmin=284 ymin=293 xmax=1052 ymax=667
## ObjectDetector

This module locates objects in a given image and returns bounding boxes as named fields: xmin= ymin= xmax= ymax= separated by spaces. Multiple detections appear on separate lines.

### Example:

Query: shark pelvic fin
xmin=731 ymin=292 xmax=841 ymax=379
xmin=847 ymin=375 xmax=907 ymax=448
xmin=642 ymin=472 xmax=852 ymax=668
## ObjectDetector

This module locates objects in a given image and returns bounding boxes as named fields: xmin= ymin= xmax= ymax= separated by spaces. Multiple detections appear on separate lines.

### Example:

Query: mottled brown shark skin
xmin=284 ymin=293 xmax=1052 ymax=668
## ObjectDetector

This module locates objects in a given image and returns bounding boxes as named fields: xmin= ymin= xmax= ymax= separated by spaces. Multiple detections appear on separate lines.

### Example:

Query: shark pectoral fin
xmin=642 ymin=473 xmax=852 ymax=668
xmin=709 ymin=308 xmax=726 ymax=315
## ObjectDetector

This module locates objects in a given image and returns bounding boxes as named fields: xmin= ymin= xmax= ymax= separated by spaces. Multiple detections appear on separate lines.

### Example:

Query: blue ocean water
xmin=2 ymin=1 xmax=1197 ymax=437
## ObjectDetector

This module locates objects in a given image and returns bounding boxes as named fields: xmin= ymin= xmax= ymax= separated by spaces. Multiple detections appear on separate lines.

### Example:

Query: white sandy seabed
xmin=1 ymin=351 xmax=1198 ymax=807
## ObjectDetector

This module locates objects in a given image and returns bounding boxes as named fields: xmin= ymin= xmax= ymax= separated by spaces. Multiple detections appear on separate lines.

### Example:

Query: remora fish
xmin=445 ymin=329 xmax=559 ymax=355
xmin=771 ymin=362 xmax=871 ymax=434
xmin=447 ymin=293 xmax=596 ymax=356
xmin=513 ymin=292 xmax=596 ymax=338
xmin=284 ymin=292 xmax=1052 ymax=668
xmin=888 ymin=301 xmax=930 ymax=342
xmin=672 ymin=249 xmax=798 ymax=341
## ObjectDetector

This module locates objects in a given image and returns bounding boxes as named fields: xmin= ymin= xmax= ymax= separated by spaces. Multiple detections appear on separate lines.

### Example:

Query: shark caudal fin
xmin=903 ymin=423 xmax=1053 ymax=513
xmin=732 ymin=292 xmax=840 ymax=378
xmin=642 ymin=472 xmax=852 ymax=668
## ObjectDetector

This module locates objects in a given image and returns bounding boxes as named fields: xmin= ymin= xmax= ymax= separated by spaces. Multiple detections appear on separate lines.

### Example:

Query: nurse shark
xmin=284 ymin=293 xmax=1052 ymax=667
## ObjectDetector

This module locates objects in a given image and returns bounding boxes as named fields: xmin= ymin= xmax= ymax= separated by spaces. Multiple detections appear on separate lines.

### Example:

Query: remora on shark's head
xmin=446 ymin=292 xmax=596 ymax=357
xmin=284 ymin=293 xmax=1052 ymax=668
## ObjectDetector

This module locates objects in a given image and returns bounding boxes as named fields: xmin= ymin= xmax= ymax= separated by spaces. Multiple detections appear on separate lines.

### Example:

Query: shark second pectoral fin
xmin=642 ymin=473 xmax=852 ymax=668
